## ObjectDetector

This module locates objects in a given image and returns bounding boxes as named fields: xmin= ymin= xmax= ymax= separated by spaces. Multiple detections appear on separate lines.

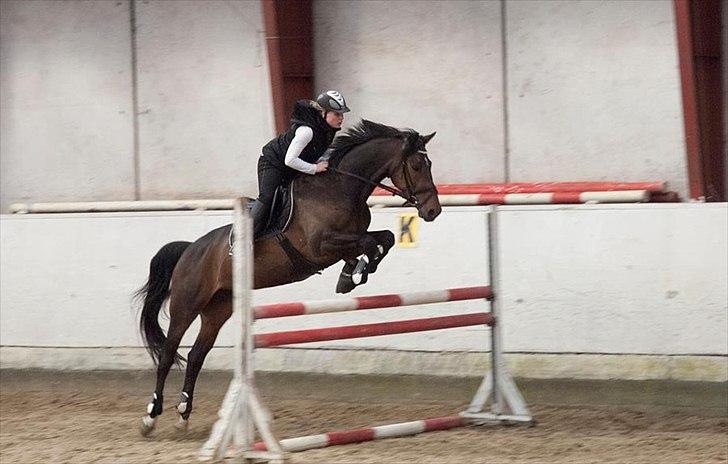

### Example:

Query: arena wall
xmin=0 ymin=0 xmax=273 ymax=210
xmin=2 ymin=0 xmax=690 ymax=213
xmin=1 ymin=204 xmax=725 ymax=381
xmin=314 ymin=0 xmax=687 ymax=192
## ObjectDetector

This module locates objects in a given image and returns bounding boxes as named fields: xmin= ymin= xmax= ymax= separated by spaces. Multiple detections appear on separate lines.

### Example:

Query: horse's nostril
xmin=427 ymin=208 xmax=436 ymax=218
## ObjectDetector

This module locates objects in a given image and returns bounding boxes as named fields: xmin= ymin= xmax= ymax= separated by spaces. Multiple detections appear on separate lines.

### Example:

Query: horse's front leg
xmin=321 ymin=232 xmax=380 ymax=293
xmin=364 ymin=230 xmax=395 ymax=274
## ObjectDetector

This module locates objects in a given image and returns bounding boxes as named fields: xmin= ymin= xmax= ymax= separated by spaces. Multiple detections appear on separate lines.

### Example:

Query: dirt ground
xmin=1 ymin=370 xmax=726 ymax=464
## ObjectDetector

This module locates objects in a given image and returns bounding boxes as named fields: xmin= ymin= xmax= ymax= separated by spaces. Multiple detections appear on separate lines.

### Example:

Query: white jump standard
xmin=199 ymin=203 xmax=532 ymax=462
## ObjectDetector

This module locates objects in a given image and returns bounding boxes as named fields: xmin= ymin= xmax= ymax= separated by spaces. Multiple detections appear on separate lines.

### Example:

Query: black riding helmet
xmin=315 ymin=90 xmax=351 ymax=113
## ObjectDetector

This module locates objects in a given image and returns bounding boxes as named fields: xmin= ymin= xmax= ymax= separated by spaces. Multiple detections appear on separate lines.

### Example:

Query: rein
xmin=327 ymin=150 xmax=435 ymax=208
xmin=327 ymin=165 xmax=418 ymax=206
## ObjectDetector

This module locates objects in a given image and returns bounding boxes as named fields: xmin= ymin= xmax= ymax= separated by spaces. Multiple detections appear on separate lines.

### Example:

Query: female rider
xmin=252 ymin=90 xmax=350 ymax=235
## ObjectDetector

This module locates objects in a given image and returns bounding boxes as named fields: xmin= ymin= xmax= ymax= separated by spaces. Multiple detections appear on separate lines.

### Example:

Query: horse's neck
xmin=336 ymin=139 xmax=398 ymax=204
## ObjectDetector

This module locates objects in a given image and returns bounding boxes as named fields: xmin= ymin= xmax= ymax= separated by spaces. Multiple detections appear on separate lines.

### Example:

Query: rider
xmin=252 ymin=90 xmax=350 ymax=236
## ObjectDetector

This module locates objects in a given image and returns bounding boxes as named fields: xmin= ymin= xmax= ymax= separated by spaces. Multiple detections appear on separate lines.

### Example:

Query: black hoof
xmin=336 ymin=275 xmax=356 ymax=294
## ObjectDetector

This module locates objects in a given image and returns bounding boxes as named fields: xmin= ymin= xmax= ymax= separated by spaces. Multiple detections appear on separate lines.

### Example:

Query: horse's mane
xmin=328 ymin=119 xmax=417 ymax=168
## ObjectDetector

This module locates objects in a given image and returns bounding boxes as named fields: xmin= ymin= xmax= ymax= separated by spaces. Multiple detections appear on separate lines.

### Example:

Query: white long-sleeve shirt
xmin=284 ymin=126 xmax=317 ymax=175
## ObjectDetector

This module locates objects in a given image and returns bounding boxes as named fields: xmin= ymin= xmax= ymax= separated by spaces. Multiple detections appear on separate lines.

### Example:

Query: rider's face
xmin=325 ymin=111 xmax=344 ymax=128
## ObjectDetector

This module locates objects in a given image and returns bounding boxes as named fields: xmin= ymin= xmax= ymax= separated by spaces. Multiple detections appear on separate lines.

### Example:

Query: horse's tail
xmin=135 ymin=241 xmax=192 ymax=367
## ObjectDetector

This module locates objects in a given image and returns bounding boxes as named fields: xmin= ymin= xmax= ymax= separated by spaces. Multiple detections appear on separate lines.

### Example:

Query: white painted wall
xmin=314 ymin=0 xmax=506 ymax=184
xmin=134 ymin=0 xmax=273 ymax=199
xmin=1 ymin=0 xmax=692 ymax=211
xmin=506 ymin=0 xmax=688 ymax=193
xmin=0 ymin=0 xmax=135 ymax=206
xmin=314 ymin=0 xmax=689 ymax=197
xmin=0 ymin=0 xmax=272 ymax=212
xmin=2 ymin=204 xmax=725 ymax=380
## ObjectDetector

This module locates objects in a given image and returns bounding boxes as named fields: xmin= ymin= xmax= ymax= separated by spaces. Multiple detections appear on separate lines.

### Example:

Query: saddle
xmin=230 ymin=182 xmax=323 ymax=275
xmin=251 ymin=183 xmax=295 ymax=239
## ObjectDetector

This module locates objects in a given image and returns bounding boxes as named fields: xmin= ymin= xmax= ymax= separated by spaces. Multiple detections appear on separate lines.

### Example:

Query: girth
xmin=274 ymin=232 xmax=324 ymax=276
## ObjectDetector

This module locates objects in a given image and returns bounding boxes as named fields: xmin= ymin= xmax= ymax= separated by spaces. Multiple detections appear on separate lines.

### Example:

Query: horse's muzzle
xmin=420 ymin=204 xmax=442 ymax=222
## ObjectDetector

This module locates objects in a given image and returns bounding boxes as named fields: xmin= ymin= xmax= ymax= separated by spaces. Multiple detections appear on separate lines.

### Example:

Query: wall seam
xmin=500 ymin=0 xmax=510 ymax=183
xmin=129 ymin=0 xmax=141 ymax=200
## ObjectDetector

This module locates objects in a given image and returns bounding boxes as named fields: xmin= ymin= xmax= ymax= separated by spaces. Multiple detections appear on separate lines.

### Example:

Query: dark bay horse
xmin=137 ymin=120 xmax=441 ymax=435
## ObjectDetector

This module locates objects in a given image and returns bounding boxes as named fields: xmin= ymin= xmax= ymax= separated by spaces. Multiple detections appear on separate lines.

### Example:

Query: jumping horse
xmin=136 ymin=120 xmax=441 ymax=435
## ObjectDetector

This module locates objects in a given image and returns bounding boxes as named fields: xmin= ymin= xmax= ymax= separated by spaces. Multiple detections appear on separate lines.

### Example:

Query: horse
xmin=136 ymin=120 xmax=442 ymax=435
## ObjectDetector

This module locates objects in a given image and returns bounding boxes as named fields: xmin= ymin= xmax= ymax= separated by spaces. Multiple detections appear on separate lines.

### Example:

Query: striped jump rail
xmin=372 ymin=181 xmax=666 ymax=195
xmin=253 ymin=285 xmax=492 ymax=319
xmin=368 ymin=190 xmax=650 ymax=206
xmin=254 ymin=313 xmax=493 ymax=348
xmin=252 ymin=415 xmax=467 ymax=453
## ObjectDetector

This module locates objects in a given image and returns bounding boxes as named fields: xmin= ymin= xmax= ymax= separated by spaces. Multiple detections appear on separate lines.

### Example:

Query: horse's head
xmin=390 ymin=131 xmax=441 ymax=222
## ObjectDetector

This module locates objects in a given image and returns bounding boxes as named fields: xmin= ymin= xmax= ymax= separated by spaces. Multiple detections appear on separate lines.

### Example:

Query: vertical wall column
xmin=674 ymin=0 xmax=724 ymax=201
xmin=262 ymin=0 xmax=314 ymax=133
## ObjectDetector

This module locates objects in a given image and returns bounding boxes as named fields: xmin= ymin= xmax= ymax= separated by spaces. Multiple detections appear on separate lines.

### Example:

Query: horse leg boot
xmin=364 ymin=230 xmax=395 ymax=274
xmin=323 ymin=233 xmax=381 ymax=293
xmin=336 ymin=258 xmax=360 ymax=294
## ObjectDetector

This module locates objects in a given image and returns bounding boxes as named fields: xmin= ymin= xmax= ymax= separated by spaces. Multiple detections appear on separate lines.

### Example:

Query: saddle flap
xmin=260 ymin=182 xmax=295 ymax=238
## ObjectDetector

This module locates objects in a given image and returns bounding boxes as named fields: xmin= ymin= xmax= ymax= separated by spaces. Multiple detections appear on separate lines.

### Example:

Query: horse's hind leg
xmin=175 ymin=290 xmax=232 ymax=431
xmin=141 ymin=299 xmax=198 ymax=436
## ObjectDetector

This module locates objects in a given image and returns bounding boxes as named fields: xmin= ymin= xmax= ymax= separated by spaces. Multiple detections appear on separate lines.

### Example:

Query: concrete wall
xmin=0 ymin=0 xmax=272 ymax=212
xmin=1 ymin=0 xmax=691 ymax=210
xmin=2 ymin=204 xmax=725 ymax=381
xmin=135 ymin=0 xmax=272 ymax=199
xmin=314 ymin=0 xmax=688 ymax=195
xmin=313 ymin=0 xmax=506 ymax=184
xmin=506 ymin=0 xmax=688 ymax=191
xmin=0 ymin=0 xmax=135 ymax=206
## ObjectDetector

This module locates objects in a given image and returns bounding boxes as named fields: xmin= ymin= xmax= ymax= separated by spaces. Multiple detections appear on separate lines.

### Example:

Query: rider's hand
xmin=315 ymin=161 xmax=329 ymax=173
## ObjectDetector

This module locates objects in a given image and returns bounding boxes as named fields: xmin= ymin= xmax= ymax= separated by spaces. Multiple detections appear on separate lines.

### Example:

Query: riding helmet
xmin=315 ymin=90 xmax=350 ymax=113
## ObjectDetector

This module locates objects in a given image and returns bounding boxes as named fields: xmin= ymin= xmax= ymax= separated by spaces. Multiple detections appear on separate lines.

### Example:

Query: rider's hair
xmin=310 ymin=100 xmax=326 ymax=116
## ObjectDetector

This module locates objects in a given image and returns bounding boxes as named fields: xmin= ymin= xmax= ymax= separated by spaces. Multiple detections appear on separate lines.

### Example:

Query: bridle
xmin=328 ymin=150 xmax=437 ymax=208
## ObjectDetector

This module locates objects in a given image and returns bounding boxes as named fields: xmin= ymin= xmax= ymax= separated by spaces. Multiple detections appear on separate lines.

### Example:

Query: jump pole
xmin=252 ymin=415 xmax=468 ymax=453
xmin=254 ymin=286 xmax=492 ymax=319
xmin=367 ymin=190 xmax=650 ymax=206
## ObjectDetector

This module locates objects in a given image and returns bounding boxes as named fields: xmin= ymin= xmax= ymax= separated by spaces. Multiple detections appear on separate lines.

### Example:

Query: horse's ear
xmin=422 ymin=132 xmax=436 ymax=145
xmin=403 ymin=132 xmax=419 ymax=154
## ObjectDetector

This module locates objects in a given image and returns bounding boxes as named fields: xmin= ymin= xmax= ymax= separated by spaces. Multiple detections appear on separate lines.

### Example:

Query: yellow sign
xmin=397 ymin=213 xmax=419 ymax=247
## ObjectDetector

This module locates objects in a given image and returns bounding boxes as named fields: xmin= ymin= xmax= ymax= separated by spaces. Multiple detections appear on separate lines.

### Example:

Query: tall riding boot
xmin=250 ymin=200 xmax=270 ymax=237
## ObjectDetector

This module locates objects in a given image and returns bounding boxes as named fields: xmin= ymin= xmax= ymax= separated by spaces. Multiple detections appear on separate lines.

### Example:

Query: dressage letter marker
xmin=398 ymin=213 xmax=419 ymax=247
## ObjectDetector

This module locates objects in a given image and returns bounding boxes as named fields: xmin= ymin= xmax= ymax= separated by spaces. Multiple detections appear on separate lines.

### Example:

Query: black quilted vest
xmin=261 ymin=100 xmax=339 ymax=175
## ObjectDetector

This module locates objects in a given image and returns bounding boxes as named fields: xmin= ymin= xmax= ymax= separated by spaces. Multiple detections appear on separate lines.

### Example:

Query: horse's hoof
xmin=336 ymin=276 xmax=356 ymax=294
xmin=174 ymin=417 xmax=189 ymax=433
xmin=140 ymin=415 xmax=156 ymax=437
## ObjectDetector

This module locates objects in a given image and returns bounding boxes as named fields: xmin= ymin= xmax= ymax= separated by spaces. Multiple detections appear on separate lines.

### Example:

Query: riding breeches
xmin=257 ymin=156 xmax=289 ymax=208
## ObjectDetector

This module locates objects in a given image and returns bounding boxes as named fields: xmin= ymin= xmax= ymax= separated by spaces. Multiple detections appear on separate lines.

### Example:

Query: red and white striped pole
xmin=372 ymin=181 xmax=666 ymax=195
xmin=254 ymin=286 xmax=492 ymax=319
xmin=254 ymin=313 xmax=493 ymax=348
xmin=368 ymin=190 xmax=650 ymax=206
xmin=252 ymin=416 xmax=468 ymax=453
